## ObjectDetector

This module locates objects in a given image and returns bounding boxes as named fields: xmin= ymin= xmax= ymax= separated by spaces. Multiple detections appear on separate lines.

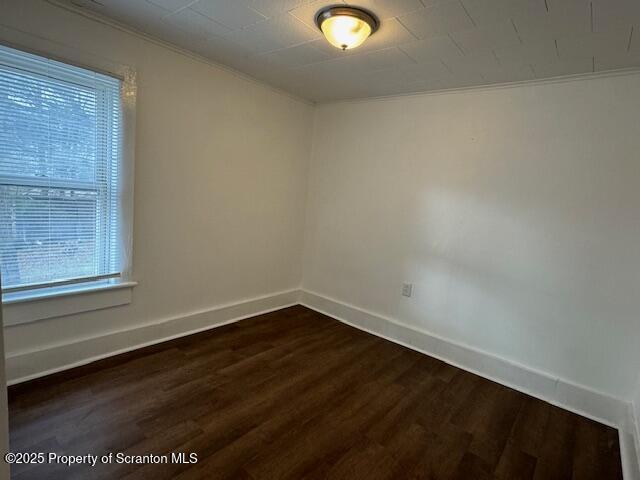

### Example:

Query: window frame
xmin=0 ymin=43 xmax=136 ymax=324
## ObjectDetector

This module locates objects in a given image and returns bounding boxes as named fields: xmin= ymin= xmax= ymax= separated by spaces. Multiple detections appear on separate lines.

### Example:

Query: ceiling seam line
xmin=459 ymin=1 xmax=477 ymax=27
xmin=510 ymin=19 xmax=523 ymax=44
xmin=395 ymin=17 xmax=420 ymax=41
xmin=448 ymin=34 xmax=466 ymax=56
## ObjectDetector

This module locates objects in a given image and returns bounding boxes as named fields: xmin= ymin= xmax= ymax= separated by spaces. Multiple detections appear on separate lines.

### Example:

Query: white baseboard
xmin=6 ymin=289 xmax=301 ymax=385
xmin=637 ymin=401 xmax=640 ymax=462
xmin=621 ymin=402 xmax=640 ymax=480
xmin=300 ymin=289 xmax=640 ymax=479
xmin=631 ymin=388 xmax=640 ymax=479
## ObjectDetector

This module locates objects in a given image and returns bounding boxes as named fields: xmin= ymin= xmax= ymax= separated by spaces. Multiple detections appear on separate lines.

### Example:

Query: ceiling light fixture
xmin=315 ymin=6 xmax=379 ymax=51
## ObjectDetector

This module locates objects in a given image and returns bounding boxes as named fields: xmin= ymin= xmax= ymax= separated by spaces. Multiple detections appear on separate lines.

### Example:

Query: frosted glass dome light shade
xmin=315 ymin=6 xmax=379 ymax=51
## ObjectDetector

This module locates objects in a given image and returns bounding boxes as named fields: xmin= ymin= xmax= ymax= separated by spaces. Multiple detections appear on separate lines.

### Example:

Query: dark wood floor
xmin=9 ymin=306 xmax=622 ymax=480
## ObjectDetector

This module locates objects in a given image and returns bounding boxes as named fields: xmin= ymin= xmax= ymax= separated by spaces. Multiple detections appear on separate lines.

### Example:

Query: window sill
xmin=2 ymin=280 xmax=137 ymax=327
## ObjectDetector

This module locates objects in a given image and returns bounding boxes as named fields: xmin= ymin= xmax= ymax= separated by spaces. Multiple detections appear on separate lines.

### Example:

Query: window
xmin=0 ymin=45 xmax=124 ymax=296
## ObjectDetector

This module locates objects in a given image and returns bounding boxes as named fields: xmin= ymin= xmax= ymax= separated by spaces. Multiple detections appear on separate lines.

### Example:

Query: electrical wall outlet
xmin=402 ymin=282 xmax=413 ymax=297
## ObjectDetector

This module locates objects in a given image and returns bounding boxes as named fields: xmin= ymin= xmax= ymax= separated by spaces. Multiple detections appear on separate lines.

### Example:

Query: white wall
xmin=304 ymin=75 xmax=640 ymax=401
xmin=1 ymin=0 xmax=639 ymax=419
xmin=0 ymin=0 xmax=314 ymax=380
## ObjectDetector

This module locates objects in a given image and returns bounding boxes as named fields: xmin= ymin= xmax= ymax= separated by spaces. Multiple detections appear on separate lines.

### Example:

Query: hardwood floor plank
xmin=494 ymin=444 xmax=537 ymax=480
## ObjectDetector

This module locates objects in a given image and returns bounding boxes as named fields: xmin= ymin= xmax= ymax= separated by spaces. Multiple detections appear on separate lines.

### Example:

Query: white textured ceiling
xmin=66 ymin=0 xmax=640 ymax=102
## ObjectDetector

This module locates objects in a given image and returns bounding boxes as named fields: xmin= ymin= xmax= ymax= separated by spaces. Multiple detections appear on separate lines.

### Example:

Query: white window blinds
xmin=0 ymin=45 xmax=122 ymax=293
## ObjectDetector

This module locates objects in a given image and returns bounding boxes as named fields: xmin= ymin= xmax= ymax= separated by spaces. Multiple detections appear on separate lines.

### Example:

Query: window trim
xmin=3 ymin=278 xmax=137 ymax=305
xmin=2 ymin=279 xmax=137 ymax=326
xmin=2 ymin=272 xmax=121 ymax=295
xmin=0 ymin=42 xmax=136 ymax=320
